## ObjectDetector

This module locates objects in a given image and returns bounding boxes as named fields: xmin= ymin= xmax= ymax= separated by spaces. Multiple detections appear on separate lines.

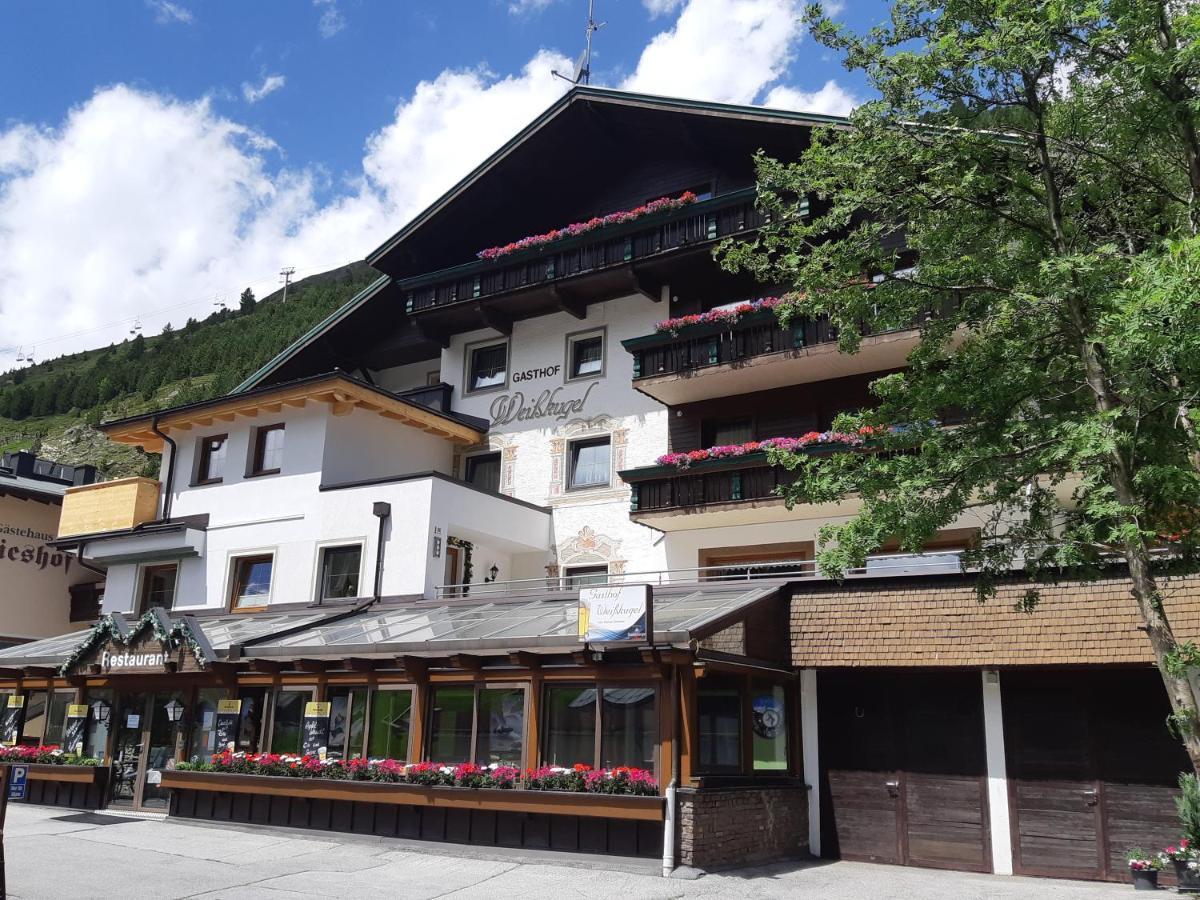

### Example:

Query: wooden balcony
xmin=397 ymin=189 xmax=779 ymax=340
xmin=58 ymin=477 xmax=160 ymax=538
xmin=623 ymin=303 xmax=952 ymax=407
xmin=620 ymin=451 xmax=860 ymax=530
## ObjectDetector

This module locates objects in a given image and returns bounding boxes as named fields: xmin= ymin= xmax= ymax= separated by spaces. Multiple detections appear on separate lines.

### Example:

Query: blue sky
xmin=0 ymin=0 xmax=884 ymax=368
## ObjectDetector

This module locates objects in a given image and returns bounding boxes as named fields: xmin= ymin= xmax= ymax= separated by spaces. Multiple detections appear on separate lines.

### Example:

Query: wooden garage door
xmin=820 ymin=670 xmax=990 ymax=872
xmin=1004 ymin=669 xmax=1188 ymax=882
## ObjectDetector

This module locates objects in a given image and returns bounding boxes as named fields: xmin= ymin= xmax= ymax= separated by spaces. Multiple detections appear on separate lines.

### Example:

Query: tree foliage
xmin=721 ymin=0 xmax=1200 ymax=766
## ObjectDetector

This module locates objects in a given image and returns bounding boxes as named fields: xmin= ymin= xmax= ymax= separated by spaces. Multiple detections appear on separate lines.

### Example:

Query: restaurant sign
xmin=578 ymin=584 xmax=653 ymax=643
xmin=66 ymin=629 xmax=206 ymax=676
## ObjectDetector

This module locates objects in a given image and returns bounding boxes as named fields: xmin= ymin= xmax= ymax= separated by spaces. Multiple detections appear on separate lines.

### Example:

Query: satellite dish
xmin=571 ymin=47 xmax=589 ymax=84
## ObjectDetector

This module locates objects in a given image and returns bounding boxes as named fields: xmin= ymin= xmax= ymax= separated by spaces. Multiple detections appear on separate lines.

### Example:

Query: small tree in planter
xmin=1127 ymin=849 xmax=1164 ymax=891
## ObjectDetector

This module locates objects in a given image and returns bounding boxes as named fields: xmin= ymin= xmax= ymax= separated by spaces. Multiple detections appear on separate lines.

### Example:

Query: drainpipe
xmin=149 ymin=415 xmax=177 ymax=522
xmin=662 ymin=661 xmax=681 ymax=878
xmin=371 ymin=501 xmax=391 ymax=604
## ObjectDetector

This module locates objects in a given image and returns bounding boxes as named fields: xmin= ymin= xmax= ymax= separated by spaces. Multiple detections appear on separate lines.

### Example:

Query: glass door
xmin=141 ymin=691 xmax=185 ymax=810
xmin=109 ymin=692 xmax=186 ymax=810
xmin=110 ymin=693 xmax=149 ymax=807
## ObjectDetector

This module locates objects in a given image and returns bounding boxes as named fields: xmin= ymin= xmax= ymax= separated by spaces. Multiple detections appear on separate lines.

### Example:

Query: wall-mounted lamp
xmin=90 ymin=699 xmax=110 ymax=725
xmin=164 ymin=699 xmax=185 ymax=724
xmin=489 ymin=564 xmax=499 ymax=581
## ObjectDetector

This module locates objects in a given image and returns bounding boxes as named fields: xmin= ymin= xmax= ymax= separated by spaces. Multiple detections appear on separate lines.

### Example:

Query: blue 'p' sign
xmin=8 ymin=765 xmax=27 ymax=800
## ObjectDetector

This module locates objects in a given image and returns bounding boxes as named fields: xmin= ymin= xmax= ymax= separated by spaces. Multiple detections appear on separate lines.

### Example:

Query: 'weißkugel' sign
xmin=578 ymin=584 xmax=652 ymax=643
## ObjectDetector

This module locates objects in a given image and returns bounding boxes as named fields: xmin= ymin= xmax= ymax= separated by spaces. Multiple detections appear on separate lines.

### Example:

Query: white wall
xmin=321 ymin=406 xmax=453 ymax=486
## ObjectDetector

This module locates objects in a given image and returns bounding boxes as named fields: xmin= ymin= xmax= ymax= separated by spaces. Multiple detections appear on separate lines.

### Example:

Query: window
xmin=563 ymin=564 xmax=608 ymax=589
xmin=269 ymin=689 xmax=313 ymax=754
xmin=568 ymin=436 xmax=610 ymax=490
xmin=465 ymin=452 xmax=501 ymax=493
xmin=327 ymin=687 xmax=368 ymax=760
xmin=230 ymin=554 xmax=274 ymax=610
xmin=140 ymin=564 xmax=177 ymax=611
xmin=542 ymin=684 xmax=657 ymax=771
xmin=467 ymin=340 xmax=508 ymax=393
xmin=426 ymin=370 xmax=441 ymax=386
xmin=702 ymin=418 xmax=754 ymax=447
xmin=85 ymin=688 xmax=114 ymax=762
xmin=752 ymin=682 xmax=789 ymax=771
xmin=236 ymin=687 xmax=269 ymax=753
xmin=250 ymin=424 xmax=285 ymax=476
xmin=366 ymin=688 xmax=413 ymax=760
xmin=426 ymin=684 xmax=526 ymax=765
xmin=696 ymin=680 xmax=742 ymax=773
xmin=20 ymin=690 xmax=47 ymax=746
xmin=189 ymin=688 xmax=229 ymax=760
xmin=42 ymin=692 xmax=72 ymax=746
xmin=318 ymin=545 xmax=362 ymax=601
xmin=566 ymin=329 xmax=605 ymax=381
xmin=196 ymin=434 xmax=228 ymax=484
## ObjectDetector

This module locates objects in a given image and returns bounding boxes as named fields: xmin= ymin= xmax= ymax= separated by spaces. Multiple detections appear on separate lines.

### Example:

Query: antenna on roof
xmin=552 ymin=0 xmax=605 ymax=86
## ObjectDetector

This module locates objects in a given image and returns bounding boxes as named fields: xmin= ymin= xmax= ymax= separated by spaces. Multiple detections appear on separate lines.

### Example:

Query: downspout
xmin=663 ymin=660 xmax=681 ymax=878
xmin=149 ymin=415 xmax=177 ymax=522
xmin=371 ymin=501 xmax=391 ymax=604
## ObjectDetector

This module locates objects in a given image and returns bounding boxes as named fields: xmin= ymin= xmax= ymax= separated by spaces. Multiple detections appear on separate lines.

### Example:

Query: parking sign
xmin=7 ymin=766 xmax=26 ymax=801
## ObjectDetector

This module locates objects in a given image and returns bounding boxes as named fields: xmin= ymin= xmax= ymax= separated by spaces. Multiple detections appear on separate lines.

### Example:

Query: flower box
xmin=160 ymin=770 xmax=665 ymax=821
xmin=25 ymin=763 xmax=107 ymax=785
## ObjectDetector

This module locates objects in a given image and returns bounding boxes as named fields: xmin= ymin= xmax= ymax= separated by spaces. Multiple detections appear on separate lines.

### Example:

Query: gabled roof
xmin=366 ymin=85 xmax=848 ymax=272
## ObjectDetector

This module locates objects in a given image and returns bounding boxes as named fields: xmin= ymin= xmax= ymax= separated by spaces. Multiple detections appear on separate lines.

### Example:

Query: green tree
xmin=721 ymin=0 xmax=1200 ymax=768
xmin=239 ymin=287 xmax=256 ymax=315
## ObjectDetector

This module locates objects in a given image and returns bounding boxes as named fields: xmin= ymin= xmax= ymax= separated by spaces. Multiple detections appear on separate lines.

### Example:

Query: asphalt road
xmin=4 ymin=804 xmax=1130 ymax=899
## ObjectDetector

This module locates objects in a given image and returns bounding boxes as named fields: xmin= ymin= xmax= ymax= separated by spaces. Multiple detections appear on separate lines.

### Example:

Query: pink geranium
xmin=654 ymin=428 xmax=889 ymax=469
xmin=655 ymin=296 xmax=787 ymax=335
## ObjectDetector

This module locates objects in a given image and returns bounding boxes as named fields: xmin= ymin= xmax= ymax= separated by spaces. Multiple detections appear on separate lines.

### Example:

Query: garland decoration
xmin=477 ymin=192 xmax=698 ymax=261
xmin=57 ymin=610 xmax=210 ymax=676
xmin=447 ymin=536 xmax=474 ymax=594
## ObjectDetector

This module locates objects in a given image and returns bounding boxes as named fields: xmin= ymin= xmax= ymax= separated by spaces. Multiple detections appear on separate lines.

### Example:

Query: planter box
xmin=160 ymin=770 xmax=663 ymax=821
xmin=163 ymin=770 xmax=664 ymax=858
xmin=16 ymin=764 xmax=110 ymax=810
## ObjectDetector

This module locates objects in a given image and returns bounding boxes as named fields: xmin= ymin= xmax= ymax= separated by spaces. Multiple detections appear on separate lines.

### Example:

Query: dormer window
xmin=195 ymin=434 xmax=228 ymax=484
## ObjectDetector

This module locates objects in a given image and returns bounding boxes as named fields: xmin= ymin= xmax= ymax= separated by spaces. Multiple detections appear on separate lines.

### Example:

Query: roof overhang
xmin=100 ymin=372 xmax=486 ymax=452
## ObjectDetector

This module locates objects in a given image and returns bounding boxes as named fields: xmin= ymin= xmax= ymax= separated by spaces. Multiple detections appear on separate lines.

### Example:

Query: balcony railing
xmin=621 ymin=452 xmax=802 ymax=514
xmin=401 ymin=189 xmax=778 ymax=315
xmin=434 ymin=551 xmax=967 ymax=599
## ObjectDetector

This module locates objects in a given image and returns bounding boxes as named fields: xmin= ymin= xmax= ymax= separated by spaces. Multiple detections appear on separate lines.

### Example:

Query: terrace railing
xmin=401 ymin=189 xmax=777 ymax=315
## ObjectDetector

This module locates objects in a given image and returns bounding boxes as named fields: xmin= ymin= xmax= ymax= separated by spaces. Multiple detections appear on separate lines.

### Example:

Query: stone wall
xmin=677 ymin=784 xmax=808 ymax=869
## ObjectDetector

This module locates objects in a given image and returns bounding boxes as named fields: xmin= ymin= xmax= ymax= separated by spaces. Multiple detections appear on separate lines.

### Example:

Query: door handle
xmin=1082 ymin=789 xmax=1098 ymax=806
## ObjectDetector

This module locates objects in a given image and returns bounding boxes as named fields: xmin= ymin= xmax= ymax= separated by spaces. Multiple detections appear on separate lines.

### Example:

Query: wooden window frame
xmin=564 ymin=326 xmax=606 ymax=383
xmin=227 ymin=552 xmax=276 ymax=612
xmin=138 ymin=562 xmax=179 ymax=613
xmin=693 ymin=674 xmax=796 ymax=778
xmin=565 ymin=435 xmax=612 ymax=492
xmin=265 ymin=685 xmax=317 ymax=754
xmin=361 ymin=685 xmax=416 ymax=762
xmin=540 ymin=681 xmax=660 ymax=777
xmin=193 ymin=433 xmax=229 ymax=486
xmin=424 ymin=682 xmax=529 ymax=766
xmin=247 ymin=423 xmax=285 ymax=477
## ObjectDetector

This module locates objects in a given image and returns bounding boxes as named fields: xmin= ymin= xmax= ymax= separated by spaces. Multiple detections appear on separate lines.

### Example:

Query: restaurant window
xmin=563 ymin=564 xmax=608 ymax=589
xmin=327 ymin=687 xmax=368 ymax=760
xmin=426 ymin=684 xmax=526 ymax=765
xmin=567 ymin=436 xmax=610 ymax=490
xmin=566 ymin=329 xmax=605 ymax=381
xmin=465 ymin=452 xmax=502 ymax=493
xmin=230 ymin=553 xmax=274 ymax=610
xmin=318 ymin=544 xmax=362 ymax=601
xmin=249 ymin=423 xmax=285 ymax=476
xmin=466 ymin=340 xmax=508 ymax=393
xmin=542 ymin=685 xmax=657 ymax=771
xmin=702 ymin=418 xmax=754 ymax=448
xmin=21 ymin=690 xmax=47 ymax=745
xmin=85 ymin=689 xmax=114 ymax=762
xmin=696 ymin=680 xmax=742 ymax=773
xmin=236 ymin=687 xmax=269 ymax=753
xmin=752 ymin=682 xmax=789 ymax=771
xmin=189 ymin=687 xmax=230 ymax=760
xmin=43 ymin=691 xmax=72 ymax=747
xmin=269 ymin=688 xmax=314 ymax=754
xmin=139 ymin=564 xmax=178 ymax=612
xmin=366 ymin=687 xmax=413 ymax=761
xmin=195 ymin=433 xmax=228 ymax=484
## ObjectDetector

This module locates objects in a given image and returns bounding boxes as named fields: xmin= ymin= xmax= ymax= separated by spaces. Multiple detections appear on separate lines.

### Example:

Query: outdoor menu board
xmin=0 ymin=696 xmax=24 ymax=746
xmin=214 ymin=699 xmax=241 ymax=752
xmin=301 ymin=702 xmax=331 ymax=759
xmin=63 ymin=704 xmax=89 ymax=755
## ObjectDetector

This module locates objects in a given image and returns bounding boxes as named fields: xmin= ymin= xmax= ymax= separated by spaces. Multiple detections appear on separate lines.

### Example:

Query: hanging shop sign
xmin=0 ymin=695 xmax=24 ymax=746
xmin=302 ymin=702 xmax=332 ymax=759
xmin=214 ymin=699 xmax=241 ymax=751
xmin=489 ymin=382 xmax=599 ymax=426
xmin=578 ymin=584 xmax=652 ymax=643
xmin=63 ymin=704 xmax=89 ymax=755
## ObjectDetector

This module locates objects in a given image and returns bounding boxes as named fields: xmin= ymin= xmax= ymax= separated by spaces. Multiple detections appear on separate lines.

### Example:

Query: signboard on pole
xmin=578 ymin=584 xmax=653 ymax=643
xmin=214 ymin=699 xmax=241 ymax=752
xmin=63 ymin=704 xmax=88 ymax=756
xmin=302 ymin=702 xmax=331 ymax=759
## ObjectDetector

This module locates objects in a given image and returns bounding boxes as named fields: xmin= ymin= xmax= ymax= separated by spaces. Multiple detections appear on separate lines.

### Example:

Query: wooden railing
xmin=623 ymin=453 xmax=800 ymax=513
xmin=401 ymin=189 xmax=778 ymax=314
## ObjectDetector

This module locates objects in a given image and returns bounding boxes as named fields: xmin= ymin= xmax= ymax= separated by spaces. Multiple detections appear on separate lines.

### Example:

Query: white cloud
xmin=242 ymin=74 xmax=287 ymax=104
xmin=0 ymin=0 xmax=838 ymax=370
xmin=313 ymin=0 xmax=346 ymax=38
xmin=146 ymin=0 xmax=193 ymax=25
xmin=508 ymin=0 xmax=558 ymax=14
xmin=820 ymin=0 xmax=845 ymax=15
xmin=763 ymin=79 xmax=859 ymax=116
xmin=622 ymin=0 xmax=804 ymax=104
xmin=642 ymin=0 xmax=684 ymax=15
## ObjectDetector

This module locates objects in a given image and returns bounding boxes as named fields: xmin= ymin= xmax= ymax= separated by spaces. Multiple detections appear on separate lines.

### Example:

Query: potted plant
xmin=1176 ymin=774 xmax=1200 ymax=892
xmin=1127 ymin=848 xmax=1164 ymax=890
